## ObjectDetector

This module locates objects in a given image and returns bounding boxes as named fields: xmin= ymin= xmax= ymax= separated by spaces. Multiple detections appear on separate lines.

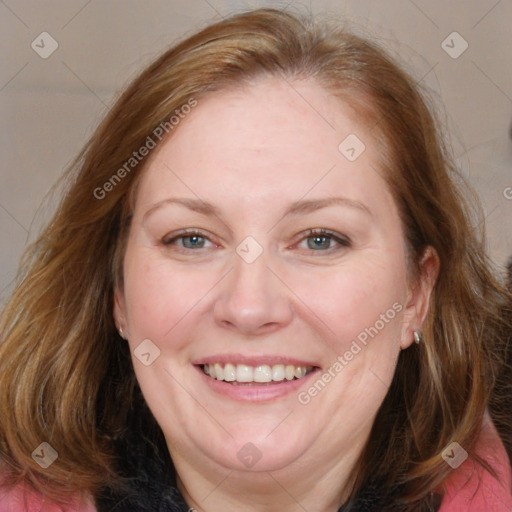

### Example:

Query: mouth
xmin=199 ymin=363 xmax=317 ymax=386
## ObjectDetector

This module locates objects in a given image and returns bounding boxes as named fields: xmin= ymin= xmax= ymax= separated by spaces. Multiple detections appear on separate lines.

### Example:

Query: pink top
xmin=438 ymin=409 xmax=512 ymax=511
xmin=0 ymin=484 xmax=95 ymax=512
xmin=1 ymin=411 xmax=511 ymax=511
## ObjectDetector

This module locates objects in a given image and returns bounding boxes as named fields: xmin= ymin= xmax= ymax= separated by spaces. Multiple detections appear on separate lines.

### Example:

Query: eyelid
xmin=310 ymin=228 xmax=350 ymax=242
xmin=162 ymin=228 xmax=218 ymax=247
xmin=293 ymin=228 xmax=351 ymax=249
xmin=161 ymin=228 xmax=351 ymax=252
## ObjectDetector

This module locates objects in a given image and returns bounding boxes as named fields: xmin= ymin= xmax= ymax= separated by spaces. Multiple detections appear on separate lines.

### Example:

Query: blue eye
xmin=163 ymin=231 xmax=213 ymax=249
xmin=181 ymin=235 xmax=206 ymax=248
xmin=299 ymin=229 xmax=351 ymax=251
xmin=162 ymin=229 xmax=350 ymax=253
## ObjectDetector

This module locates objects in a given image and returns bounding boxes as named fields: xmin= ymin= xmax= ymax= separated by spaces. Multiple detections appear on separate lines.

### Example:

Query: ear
xmin=400 ymin=246 xmax=440 ymax=350
xmin=113 ymin=285 xmax=128 ymax=336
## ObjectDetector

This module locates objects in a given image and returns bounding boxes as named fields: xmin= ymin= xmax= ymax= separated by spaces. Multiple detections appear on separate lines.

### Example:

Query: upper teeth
xmin=203 ymin=363 xmax=312 ymax=383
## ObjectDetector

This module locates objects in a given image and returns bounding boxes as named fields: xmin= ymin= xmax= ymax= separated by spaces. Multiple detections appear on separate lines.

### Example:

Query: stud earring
xmin=413 ymin=331 xmax=423 ymax=344
xmin=118 ymin=327 xmax=125 ymax=339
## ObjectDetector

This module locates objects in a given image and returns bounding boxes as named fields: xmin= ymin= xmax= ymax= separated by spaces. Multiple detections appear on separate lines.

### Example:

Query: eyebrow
xmin=283 ymin=197 xmax=371 ymax=217
xmin=143 ymin=196 xmax=371 ymax=221
xmin=143 ymin=198 xmax=222 ymax=221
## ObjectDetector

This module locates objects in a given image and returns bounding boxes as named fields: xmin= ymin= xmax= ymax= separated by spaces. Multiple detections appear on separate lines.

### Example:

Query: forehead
xmin=133 ymin=76 xmax=390 ymax=217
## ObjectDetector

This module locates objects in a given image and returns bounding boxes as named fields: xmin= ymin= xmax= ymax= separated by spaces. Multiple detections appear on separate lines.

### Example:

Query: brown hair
xmin=0 ymin=8 xmax=510 ymax=510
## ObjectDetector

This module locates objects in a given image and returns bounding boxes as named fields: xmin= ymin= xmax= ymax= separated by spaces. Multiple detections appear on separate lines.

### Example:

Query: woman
xmin=0 ymin=8 xmax=511 ymax=512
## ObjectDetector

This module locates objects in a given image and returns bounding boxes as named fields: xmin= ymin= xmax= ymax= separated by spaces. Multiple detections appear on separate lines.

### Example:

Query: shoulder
xmin=438 ymin=409 xmax=512 ymax=511
xmin=0 ymin=480 xmax=96 ymax=512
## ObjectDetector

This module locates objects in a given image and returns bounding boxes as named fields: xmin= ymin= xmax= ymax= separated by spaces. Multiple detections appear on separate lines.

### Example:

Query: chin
xmin=206 ymin=427 xmax=309 ymax=473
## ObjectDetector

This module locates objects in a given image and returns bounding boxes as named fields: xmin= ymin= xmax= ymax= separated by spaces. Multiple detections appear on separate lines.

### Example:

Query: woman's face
xmin=115 ymin=77 xmax=430 ymax=480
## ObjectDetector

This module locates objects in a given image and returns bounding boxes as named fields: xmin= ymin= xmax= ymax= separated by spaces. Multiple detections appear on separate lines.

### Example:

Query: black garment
xmin=93 ymin=405 xmax=382 ymax=512
xmin=94 ymin=427 xmax=440 ymax=512
xmin=95 ymin=388 xmax=441 ymax=512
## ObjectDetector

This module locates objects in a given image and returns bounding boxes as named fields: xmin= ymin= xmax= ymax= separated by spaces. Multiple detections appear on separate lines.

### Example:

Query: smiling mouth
xmin=200 ymin=363 xmax=317 ymax=385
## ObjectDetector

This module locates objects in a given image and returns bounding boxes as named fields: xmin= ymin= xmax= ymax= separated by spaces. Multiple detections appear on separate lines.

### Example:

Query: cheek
xmin=302 ymin=261 xmax=407 ymax=412
xmin=122 ymin=250 xmax=219 ymax=345
xmin=288 ymin=255 xmax=407 ymax=353
xmin=124 ymin=254 xmax=167 ymax=335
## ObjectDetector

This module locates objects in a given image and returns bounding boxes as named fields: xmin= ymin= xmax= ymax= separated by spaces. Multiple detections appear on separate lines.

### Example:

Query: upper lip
xmin=192 ymin=354 xmax=320 ymax=368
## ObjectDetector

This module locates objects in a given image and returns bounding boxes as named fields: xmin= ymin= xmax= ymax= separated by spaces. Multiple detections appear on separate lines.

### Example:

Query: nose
xmin=213 ymin=251 xmax=294 ymax=336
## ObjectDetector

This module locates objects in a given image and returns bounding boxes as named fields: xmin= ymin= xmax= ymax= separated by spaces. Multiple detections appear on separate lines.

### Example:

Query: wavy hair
xmin=0 ymin=8 xmax=510 ymax=511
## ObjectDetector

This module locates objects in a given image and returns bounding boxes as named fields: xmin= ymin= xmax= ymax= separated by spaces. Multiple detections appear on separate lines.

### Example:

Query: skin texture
xmin=114 ymin=77 xmax=438 ymax=512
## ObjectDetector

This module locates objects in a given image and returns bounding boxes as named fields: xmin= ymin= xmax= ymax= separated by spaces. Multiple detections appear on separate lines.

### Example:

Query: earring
xmin=118 ymin=327 xmax=125 ymax=339
xmin=413 ymin=331 xmax=423 ymax=344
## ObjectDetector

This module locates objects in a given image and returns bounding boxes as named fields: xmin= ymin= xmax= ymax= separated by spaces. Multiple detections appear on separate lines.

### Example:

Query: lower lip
xmin=195 ymin=365 xmax=320 ymax=402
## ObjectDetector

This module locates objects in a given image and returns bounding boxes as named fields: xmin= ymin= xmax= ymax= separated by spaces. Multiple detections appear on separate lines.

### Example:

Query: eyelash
xmin=297 ymin=229 xmax=351 ymax=252
xmin=162 ymin=228 xmax=351 ymax=253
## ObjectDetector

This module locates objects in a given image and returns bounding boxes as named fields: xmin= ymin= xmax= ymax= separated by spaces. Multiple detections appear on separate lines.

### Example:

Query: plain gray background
xmin=1 ymin=0 xmax=511 ymax=305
